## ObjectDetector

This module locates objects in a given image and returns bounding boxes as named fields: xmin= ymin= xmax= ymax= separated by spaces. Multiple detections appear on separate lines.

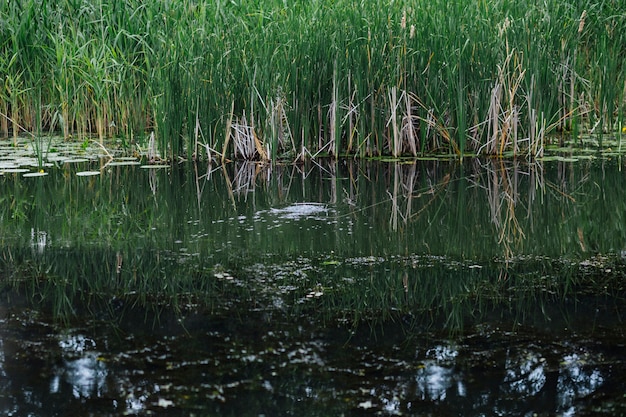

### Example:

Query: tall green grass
xmin=0 ymin=0 xmax=624 ymax=160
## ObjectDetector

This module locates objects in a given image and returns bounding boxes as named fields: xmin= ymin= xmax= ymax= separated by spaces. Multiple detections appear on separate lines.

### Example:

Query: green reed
xmin=0 ymin=0 xmax=624 ymax=160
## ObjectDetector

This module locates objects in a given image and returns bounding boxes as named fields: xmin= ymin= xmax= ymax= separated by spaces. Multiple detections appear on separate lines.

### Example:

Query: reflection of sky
xmin=52 ymin=335 xmax=108 ymax=399
xmin=557 ymin=353 xmax=604 ymax=414
xmin=416 ymin=363 xmax=458 ymax=401
xmin=409 ymin=343 xmax=605 ymax=414
xmin=414 ymin=344 xmax=465 ymax=402
xmin=51 ymin=355 xmax=108 ymax=398
xmin=502 ymin=348 xmax=546 ymax=397
xmin=0 ymin=338 xmax=5 ymax=378
xmin=30 ymin=228 xmax=48 ymax=254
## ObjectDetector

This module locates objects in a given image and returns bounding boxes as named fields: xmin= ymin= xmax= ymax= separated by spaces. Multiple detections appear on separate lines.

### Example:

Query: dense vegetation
xmin=1 ymin=0 xmax=624 ymax=160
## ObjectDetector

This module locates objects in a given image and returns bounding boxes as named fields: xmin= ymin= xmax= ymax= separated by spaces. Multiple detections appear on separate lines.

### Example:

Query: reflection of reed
xmin=342 ymin=160 xmax=359 ymax=208
xmin=407 ymin=162 xmax=451 ymax=227
xmin=220 ymin=161 xmax=276 ymax=200
xmin=148 ymin=167 xmax=158 ymax=197
xmin=328 ymin=161 xmax=338 ymax=204
xmin=389 ymin=162 xmax=421 ymax=231
xmin=193 ymin=161 xmax=219 ymax=212
xmin=232 ymin=161 xmax=259 ymax=195
xmin=470 ymin=160 xmax=543 ymax=262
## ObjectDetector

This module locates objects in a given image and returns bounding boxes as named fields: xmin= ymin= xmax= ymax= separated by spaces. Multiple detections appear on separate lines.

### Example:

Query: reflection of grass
xmin=3 ymin=248 xmax=621 ymax=332
xmin=1 ymin=159 xmax=626 ymax=330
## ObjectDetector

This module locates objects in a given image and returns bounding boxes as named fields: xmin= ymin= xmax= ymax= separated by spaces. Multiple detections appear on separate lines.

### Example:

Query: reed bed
xmin=0 ymin=0 xmax=624 ymax=161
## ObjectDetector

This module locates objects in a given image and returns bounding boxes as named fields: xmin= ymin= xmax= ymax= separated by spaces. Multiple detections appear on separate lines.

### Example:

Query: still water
xmin=1 ymin=154 xmax=625 ymax=416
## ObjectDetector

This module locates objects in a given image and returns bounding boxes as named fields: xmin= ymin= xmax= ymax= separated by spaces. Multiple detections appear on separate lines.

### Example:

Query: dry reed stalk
xmin=147 ymin=131 xmax=158 ymax=162
xmin=270 ymin=92 xmax=295 ymax=157
xmin=369 ymin=94 xmax=376 ymax=155
xmin=526 ymin=73 xmax=548 ymax=159
xmin=254 ymin=127 xmax=268 ymax=161
xmin=232 ymin=115 xmax=255 ymax=159
xmin=533 ymin=114 xmax=546 ymax=158
xmin=230 ymin=114 xmax=268 ymax=161
xmin=56 ymin=103 xmax=67 ymax=140
xmin=568 ymin=10 xmax=587 ymax=131
xmin=347 ymin=75 xmax=354 ymax=153
xmin=402 ymin=91 xmax=418 ymax=156
xmin=194 ymin=97 xmax=201 ymax=159
xmin=342 ymin=73 xmax=359 ymax=154
xmin=403 ymin=92 xmax=457 ymax=154
xmin=527 ymin=75 xmax=536 ymax=157
xmin=387 ymin=86 xmax=401 ymax=157
xmin=0 ymin=103 xmax=8 ymax=137
xmin=96 ymin=109 xmax=105 ymax=146
xmin=480 ymin=49 xmax=526 ymax=157
xmin=221 ymin=100 xmax=234 ymax=164
xmin=328 ymin=63 xmax=338 ymax=156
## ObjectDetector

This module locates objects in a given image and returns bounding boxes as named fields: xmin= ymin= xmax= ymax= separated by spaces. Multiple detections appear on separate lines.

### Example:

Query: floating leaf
xmin=2 ymin=168 xmax=30 ymax=173
xmin=140 ymin=164 xmax=169 ymax=169
xmin=108 ymin=161 xmax=141 ymax=166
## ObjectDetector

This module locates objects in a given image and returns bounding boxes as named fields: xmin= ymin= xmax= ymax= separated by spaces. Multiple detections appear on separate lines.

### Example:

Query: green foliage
xmin=0 ymin=0 xmax=624 ymax=159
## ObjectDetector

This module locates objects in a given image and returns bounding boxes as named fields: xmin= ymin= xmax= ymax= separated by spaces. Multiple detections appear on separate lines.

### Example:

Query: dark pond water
xmin=1 ymin=151 xmax=626 ymax=416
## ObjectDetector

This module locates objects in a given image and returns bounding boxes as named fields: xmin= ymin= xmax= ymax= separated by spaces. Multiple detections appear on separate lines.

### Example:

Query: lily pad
xmin=2 ymin=168 xmax=30 ymax=173
xmin=140 ymin=164 xmax=170 ymax=169
xmin=108 ymin=160 xmax=141 ymax=166
xmin=76 ymin=171 xmax=101 ymax=176
xmin=23 ymin=172 xmax=48 ymax=177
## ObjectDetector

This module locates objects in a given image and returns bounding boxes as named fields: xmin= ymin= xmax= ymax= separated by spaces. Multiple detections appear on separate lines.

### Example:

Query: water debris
xmin=156 ymin=398 xmax=174 ymax=408
xmin=358 ymin=400 xmax=374 ymax=409
xmin=263 ymin=203 xmax=333 ymax=220
xmin=214 ymin=272 xmax=234 ymax=280
xmin=306 ymin=290 xmax=324 ymax=298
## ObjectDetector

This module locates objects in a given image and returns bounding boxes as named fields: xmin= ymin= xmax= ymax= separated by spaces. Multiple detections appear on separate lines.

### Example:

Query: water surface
xmin=1 ymin=156 xmax=625 ymax=415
